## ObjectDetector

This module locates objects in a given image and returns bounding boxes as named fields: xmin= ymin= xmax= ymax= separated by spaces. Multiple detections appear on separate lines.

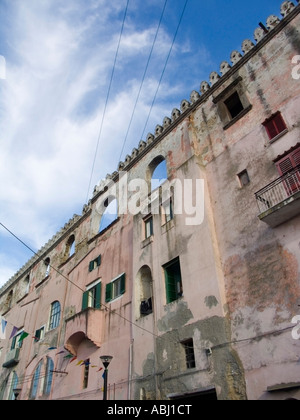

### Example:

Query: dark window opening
xmin=238 ymin=170 xmax=250 ymax=187
xmin=182 ymin=339 xmax=196 ymax=369
xmin=224 ymin=91 xmax=244 ymax=119
xmin=83 ymin=359 xmax=90 ymax=389
xmin=140 ymin=297 xmax=153 ymax=316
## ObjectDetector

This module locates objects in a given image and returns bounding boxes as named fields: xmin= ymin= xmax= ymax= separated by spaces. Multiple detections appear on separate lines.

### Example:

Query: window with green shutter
xmin=89 ymin=255 xmax=101 ymax=272
xmin=105 ymin=273 xmax=126 ymax=302
xmin=163 ymin=258 xmax=183 ymax=304
xmin=82 ymin=281 xmax=101 ymax=310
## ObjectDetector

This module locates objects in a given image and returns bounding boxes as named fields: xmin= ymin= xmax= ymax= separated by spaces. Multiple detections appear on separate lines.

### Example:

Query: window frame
xmin=34 ymin=326 xmax=45 ymax=343
xmin=144 ymin=215 xmax=154 ymax=239
xmin=105 ymin=273 xmax=126 ymax=303
xmin=263 ymin=112 xmax=287 ymax=142
xmin=82 ymin=280 xmax=102 ymax=310
xmin=161 ymin=197 xmax=174 ymax=225
xmin=89 ymin=255 xmax=101 ymax=272
xmin=163 ymin=257 xmax=183 ymax=304
xmin=181 ymin=339 xmax=196 ymax=370
xmin=213 ymin=77 xmax=252 ymax=130
xmin=48 ymin=301 xmax=61 ymax=331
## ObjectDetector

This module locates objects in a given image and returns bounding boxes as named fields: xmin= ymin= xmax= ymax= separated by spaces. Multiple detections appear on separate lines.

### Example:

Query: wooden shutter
xmin=96 ymin=255 xmax=101 ymax=267
xmin=89 ymin=261 xmax=94 ymax=272
xmin=165 ymin=269 xmax=177 ymax=304
xmin=264 ymin=112 xmax=287 ymax=140
xmin=276 ymin=147 xmax=300 ymax=194
xmin=105 ymin=283 xmax=112 ymax=303
xmin=95 ymin=282 xmax=101 ymax=309
xmin=82 ymin=291 xmax=89 ymax=311
xmin=291 ymin=149 xmax=300 ymax=167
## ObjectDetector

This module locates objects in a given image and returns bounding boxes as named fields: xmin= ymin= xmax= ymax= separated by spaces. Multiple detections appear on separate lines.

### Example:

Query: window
xmin=34 ymin=326 xmax=45 ymax=343
xmin=30 ymin=360 xmax=42 ymax=399
xmin=30 ymin=358 xmax=54 ymax=399
xmin=182 ymin=339 xmax=196 ymax=369
xmin=83 ymin=359 xmax=90 ymax=389
xmin=49 ymin=301 xmax=61 ymax=330
xmin=89 ymin=255 xmax=101 ymax=272
xmin=274 ymin=145 xmax=300 ymax=194
xmin=82 ymin=280 xmax=101 ymax=310
xmin=163 ymin=257 xmax=183 ymax=304
xmin=136 ymin=266 xmax=153 ymax=319
xmin=263 ymin=112 xmax=287 ymax=141
xmin=151 ymin=159 xmax=167 ymax=191
xmin=99 ymin=198 xmax=118 ymax=233
xmin=44 ymin=357 xmax=54 ymax=395
xmin=213 ymin=77 xmax=252 ymax=129
xmin=44 ymin=258 xmax=51 ymax=277
xmin=67 ymin=235 xmax=75 ymax=257
xmin=5 ymin=290 xmax=13 ymax=312
xmin=161 ymin=198 xmax=173 ymax=225
xmin=237 ymin=170 xmax=250 ymax=187
xmin=105 ymin=273 xmax=126 ymax=303
xmin=144 ymin=215 xmax=153 ymax=239
xmin=224 ymin=91 xmax=244 ymax=119
xmin=11 ymin=330 xmax=24 ymax=350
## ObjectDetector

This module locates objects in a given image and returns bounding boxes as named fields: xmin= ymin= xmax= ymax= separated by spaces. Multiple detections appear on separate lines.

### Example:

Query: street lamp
xmin=100 ymin=355 xmax=113 ymax=400
xmin=13 ymin=387 xmax=22 ymax=400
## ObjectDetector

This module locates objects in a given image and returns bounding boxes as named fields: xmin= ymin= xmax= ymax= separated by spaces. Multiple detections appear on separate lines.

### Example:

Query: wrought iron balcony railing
xmin=255 ymin=165 xmax=300 ymax=216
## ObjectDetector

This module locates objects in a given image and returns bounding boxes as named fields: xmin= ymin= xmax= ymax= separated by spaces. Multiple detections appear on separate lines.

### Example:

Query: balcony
xmin=255 ymin=166 xmax=300 ymax=227
xmin=64 ymin=308 xmax=104 ymax=355
xmin=2 ymin=348 xmax=20 ymax=368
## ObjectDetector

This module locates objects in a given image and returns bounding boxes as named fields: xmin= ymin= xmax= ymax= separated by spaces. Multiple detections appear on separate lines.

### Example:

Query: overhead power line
xmin=140 ymin=0 xmax=189 ymax=142
xmin=85 ymin=0 xmax=130 ymax=203
xmin=118 ymin=0 xmax=168 ymax=164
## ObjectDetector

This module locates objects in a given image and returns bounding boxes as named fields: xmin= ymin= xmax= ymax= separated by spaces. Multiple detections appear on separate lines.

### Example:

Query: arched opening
xmin=68 ymin=235 xmax=75 ymax=257
xmin=136 ymin=266 xmax=153 ymax=319
xmin=44 ymin=258 xmax=51 ymax=277
xmin=148 ymin=156 xmax=167 ymax=191
xmin=99 ymin=197 xmax=118 ymax=233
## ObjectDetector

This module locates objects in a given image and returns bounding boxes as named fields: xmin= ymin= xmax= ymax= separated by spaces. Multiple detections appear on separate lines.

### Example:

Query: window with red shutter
xmin=275 ymin=147 xmax=300 ymax=194
xmin=263 ymin=112 xmax=287 ymax=141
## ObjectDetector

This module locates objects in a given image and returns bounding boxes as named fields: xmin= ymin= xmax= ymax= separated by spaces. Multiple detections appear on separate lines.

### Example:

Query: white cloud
xmin=0 ymin=0 xmax=213 ymax=288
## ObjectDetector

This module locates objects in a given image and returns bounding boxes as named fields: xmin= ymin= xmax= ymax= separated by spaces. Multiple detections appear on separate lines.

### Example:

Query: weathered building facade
xmin=1 ymin=1 xmax=300 ymax=400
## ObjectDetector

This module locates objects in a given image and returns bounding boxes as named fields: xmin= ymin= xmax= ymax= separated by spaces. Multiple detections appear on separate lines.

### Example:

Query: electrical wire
xmin=85 ymin=0 xmax=130 ymax=203
xmin=0 ymin=221 xmax=296 ymax=357
xmin=140 ymin=0 xmax=189 ymax=142
xmin=117 ymin=0 xmax=168 ymax=164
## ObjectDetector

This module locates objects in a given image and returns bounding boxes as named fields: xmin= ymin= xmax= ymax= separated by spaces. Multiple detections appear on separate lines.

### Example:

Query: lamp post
xmin=100 ymin=355 xmax=113 ymax=400
xmin=13 ymin=387 xmax=22 ymax=400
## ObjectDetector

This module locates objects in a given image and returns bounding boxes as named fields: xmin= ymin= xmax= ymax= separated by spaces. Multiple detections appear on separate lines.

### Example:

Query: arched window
xmin=148 ymin=156 xmax=167 ymax=191
xmin=67 ymin=235 xmax=75 ymax=257
xmin=30 ymin=360 xmax=42 ymax=399
xmin=5 ymin=290 xmax=13 ymax=312
xmin=44 ymin=357 xmax=54 ymax=395
xmin=99 ymin=197 xmax=118 ymax=233
xmin=136 ymin=266 xmax=153 ymax=319
xmin=49 ymin=301 xmax=61 ymax=330
xmin=8 ymin=372 xmax=18 ymax=400
xmin=44 ymin=258 xmax=51 ymax=277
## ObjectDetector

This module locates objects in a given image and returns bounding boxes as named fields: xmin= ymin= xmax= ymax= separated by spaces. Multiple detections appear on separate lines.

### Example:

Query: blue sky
xmin=0 ymin=0 xmax=286 ymax=287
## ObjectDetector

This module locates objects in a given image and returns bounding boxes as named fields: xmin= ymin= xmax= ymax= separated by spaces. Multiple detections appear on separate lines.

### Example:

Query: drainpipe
xmin=128 ymin=339 xmax=133 ymax=400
